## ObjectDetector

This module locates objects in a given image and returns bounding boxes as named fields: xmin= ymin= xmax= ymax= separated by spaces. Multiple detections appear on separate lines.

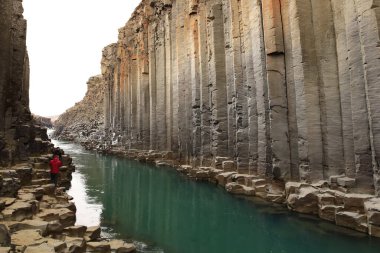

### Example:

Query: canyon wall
xmin=0 ymin=0 xmax=51 ymax=166
xmin=53 ymin=75 xmax=105 ymax=148
xmin=102 ymin=0 xmax=380 ymax=195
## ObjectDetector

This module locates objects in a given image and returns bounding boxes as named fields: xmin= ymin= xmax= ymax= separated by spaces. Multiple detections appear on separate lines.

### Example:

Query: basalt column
xmin=102 ymin=0 xmax=380 ymax=196
xmin=0 ymin=0 xmax=51 ymax=165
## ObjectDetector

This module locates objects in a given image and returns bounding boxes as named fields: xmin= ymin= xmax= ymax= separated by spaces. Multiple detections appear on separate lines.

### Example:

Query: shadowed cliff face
xmin=96 ymin=0 xmax=380 ymax=195
xmin=0 ymin=0 xmax=51 ymax=166
xmin=53 ymin=75 xmax=105 ymax=148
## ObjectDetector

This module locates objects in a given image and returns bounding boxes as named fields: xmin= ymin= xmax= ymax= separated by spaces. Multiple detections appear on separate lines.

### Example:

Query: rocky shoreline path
xmin=0 ymin=152 xmax=136 ymax=253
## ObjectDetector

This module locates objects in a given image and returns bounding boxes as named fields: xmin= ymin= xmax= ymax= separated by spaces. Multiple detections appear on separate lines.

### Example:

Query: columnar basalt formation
xmin=102 ymin=0 xmax=380 ymax=196
xmin=53 ymin=75 xmax=105 ymax=148
xmin=0 ymin=0 xmax=51 ymax=166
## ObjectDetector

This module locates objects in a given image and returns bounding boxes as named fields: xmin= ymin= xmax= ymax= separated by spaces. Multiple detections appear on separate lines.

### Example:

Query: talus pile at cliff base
xmin=55 ymin=0 xmax=380 ymax=237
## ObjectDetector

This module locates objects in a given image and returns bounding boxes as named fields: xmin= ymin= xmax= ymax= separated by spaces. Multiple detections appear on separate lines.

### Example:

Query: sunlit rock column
xmin=102 ymin=44 xmax=117 ymax=142
xmin=353 ymin=0 xmax=380 ymax=195
xmin=100 ymin=0 xmax=380 ymax=196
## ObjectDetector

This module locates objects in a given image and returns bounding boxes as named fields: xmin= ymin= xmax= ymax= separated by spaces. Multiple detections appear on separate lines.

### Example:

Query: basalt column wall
xmin=0 ymin=0 xmax=51 ymax=166
xmin=103 ymin=0 xmax=380 ymax=195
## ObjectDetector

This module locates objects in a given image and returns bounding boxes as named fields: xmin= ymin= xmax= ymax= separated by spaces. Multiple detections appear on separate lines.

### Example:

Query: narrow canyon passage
xmin=56 ymin=139 xmax=380 ymax=253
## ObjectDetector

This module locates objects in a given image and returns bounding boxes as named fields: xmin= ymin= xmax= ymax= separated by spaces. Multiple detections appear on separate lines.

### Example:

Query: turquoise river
xmin=53 ymin=140 xmax=380 ymax=253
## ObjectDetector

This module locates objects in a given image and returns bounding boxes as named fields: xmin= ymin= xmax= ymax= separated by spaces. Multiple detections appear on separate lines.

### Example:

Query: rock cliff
xmin=100 ymin=0 xmax=380 ymax=196
xmin=53 ymin=75 xmax=105 ymax=149
xmin=32 ymin=115 xmax=53 ymax=129
xmin=0 ymin=0 xmax=51 ymax=166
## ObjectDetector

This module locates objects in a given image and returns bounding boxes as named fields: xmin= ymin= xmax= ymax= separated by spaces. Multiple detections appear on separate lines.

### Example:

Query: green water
xmin=54 ymin=140 xmax=380 ymax=253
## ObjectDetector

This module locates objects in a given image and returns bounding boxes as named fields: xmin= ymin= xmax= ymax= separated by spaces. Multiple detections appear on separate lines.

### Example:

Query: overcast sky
xmin=23 ymin=0 xmax=141 ymax=117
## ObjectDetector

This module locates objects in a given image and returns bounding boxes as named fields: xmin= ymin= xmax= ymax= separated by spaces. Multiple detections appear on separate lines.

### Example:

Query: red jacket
xmin=50 ymin=156 xmax=62 ymax=174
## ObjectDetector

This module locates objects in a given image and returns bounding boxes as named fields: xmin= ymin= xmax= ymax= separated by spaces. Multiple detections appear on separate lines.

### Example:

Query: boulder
xmin=364 ymin=198 xmax=380 ymax=226
xmin=13 ymin=166 xmax=33 ymax=186
xmin=46 ymin=238 xmax=67 ymax=253
xmin=31 ymin=179 xmax=51 ymax=186
xmin=208 ymin=169 xmax=223 ymax=179
xmin=18 ymin=193 xmax=35 ymax=201
xmin=11 ymin=229 xmax=45 ymax=247
xmin=32 ymin=162 xmax=49 ymax=170
xmin=36 ymin=209 xmax=60 ymax=222
xmin=214 ymin=157 xmax=230 ymax=170
xmin=266 ymin=194 xmax=285 ymax=204
xmin=343 ymin=193 xmax=373 ymax=212
xmin=222 ymin=160 xmax=235 ymax=171
xmin=335 ymin=211 xmax=368 ymax=233
xmin=52 ymin=202 xmax=76 ymax=213
xmin=251 ymin=179 xmax=266 ymax=188
xmin=61 ymin=155 xmax=72 ymax=166
xmin=42 ymin=184 xmax=56 ymax=195
xmin=317 ymin=193 xmax=336 ymax=206
xmin=311 ymin=180 xmax=329 ymax=189
xmin=318 ymin=205 xmax=343 ymax=222
xmin=37 ymin=208 xmax=75 ymax=227
xmin=229 ymin=174 xmax=253 ymax=185
xmin=177 ymin=165 xmax=192 ymax=173
xmin=329 ymin=175 xmax=344 ymax=184
xmin=0 ymin=178 xmax=21 ymax=197
xmin=225 ymin=183 xmax=255 ymax=196
xmin=57 ymin=208 xmax=76 ymax=227
xmin=109 ymin=240 xmax=136 ymax=253
xmin=337 ymin=177 xmax=356 ymax=188
xmin=287 ymin=186 xmax=319 ymax=214
xmin=0 ymin=198 xmax=16 ymax=207
xmin=195 ymin=170 xmax=210 ymax=180
xmin=0 ymin=225 xmax=10 ymax=247
xmin=2 ymin=201 xmax=32 ymax=221
xmin=215 ymin=172 xmax=237 ymax=186
xmin=46 ymin=221 xmax=64 ymax=234
xmin=86 ymin=241 xmax=111 ymax=253
xmin=368 ymin=224 xmax=380 ymax=238
xmin=63 ymin=226 xmax=87 ymax=238
xmin=0 ymin=247 xmax=11 ymax=253
xmin=24 ymin=243 xmax=55 ymax=253
xmin=7 ymin=219 xmax=48 ymax=235
xmin=64 ymin=237 xmax=86 ymax=253
xmin=85 ymin=226 xmax=101 ymax=241
xmin=285 ymin=182 xmax=304 ymax=196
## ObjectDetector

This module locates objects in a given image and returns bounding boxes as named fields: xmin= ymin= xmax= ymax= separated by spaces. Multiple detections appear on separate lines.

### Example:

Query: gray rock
xmin=0 ymin=225 xmax=10 ymax=247
xmin=85 ymin=226 xmax=101 ymax=241
xmin=86 ymin=241 xmax=111 ymax=253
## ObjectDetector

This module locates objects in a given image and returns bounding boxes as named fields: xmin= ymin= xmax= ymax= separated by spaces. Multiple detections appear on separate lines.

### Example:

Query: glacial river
xmin=52 ymin=140 xmax=380 ymax=253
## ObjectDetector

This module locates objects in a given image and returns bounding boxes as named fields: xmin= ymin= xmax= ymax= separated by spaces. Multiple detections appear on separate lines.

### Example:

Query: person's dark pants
xmin=50 ymin=173 xmax=58 ymax=187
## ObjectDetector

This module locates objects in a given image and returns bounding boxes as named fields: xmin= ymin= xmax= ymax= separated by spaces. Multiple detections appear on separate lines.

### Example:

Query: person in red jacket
xmin=50 ymin=155 xmax=62 ymax=187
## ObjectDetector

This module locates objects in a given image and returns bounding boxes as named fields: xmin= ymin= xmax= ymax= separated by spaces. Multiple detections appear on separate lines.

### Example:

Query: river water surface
xmin=53 ymin=140 xmax=380 ymax=253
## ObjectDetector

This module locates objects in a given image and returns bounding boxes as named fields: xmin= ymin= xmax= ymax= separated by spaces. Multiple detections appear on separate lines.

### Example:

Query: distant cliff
xmin=53 ymin=75 xmax=105 ymax=149
xmin=32 ymin=114 xmax=53 ymax=129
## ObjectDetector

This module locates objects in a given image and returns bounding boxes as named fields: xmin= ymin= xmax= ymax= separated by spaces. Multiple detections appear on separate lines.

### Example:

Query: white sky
xmin=23 ymin=0 xmax=141 ymax=117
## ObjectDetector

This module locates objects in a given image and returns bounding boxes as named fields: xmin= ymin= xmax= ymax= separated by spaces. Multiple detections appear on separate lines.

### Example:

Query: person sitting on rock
xmin=50 ymin=155 xmax=62 ymax=187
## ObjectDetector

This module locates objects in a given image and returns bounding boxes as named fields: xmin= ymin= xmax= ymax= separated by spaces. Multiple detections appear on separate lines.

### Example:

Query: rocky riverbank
xmin=0 ymin=151 xmax=136 ymax=253
xmin=102 ymin=147 xmax=380 ymax=238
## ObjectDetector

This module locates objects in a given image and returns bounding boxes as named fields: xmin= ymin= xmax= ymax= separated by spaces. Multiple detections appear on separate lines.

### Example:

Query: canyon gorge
xmin=53 ymin=0 xmax=380 ymax=238
xmin=92 ymin=0 xmax=380 ymax=195
xmin=2 ymin=0 xmax=380 ymax=249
